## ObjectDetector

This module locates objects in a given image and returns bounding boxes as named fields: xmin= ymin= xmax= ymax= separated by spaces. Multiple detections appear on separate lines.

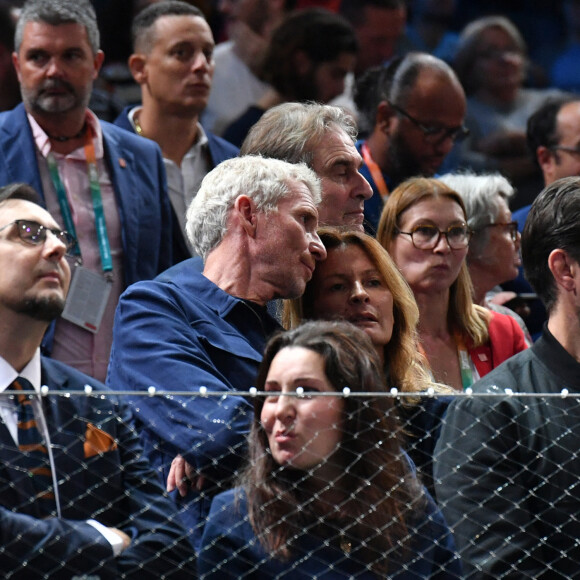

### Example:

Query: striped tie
xmin=10 ymin=377 xmax=55 ymax=516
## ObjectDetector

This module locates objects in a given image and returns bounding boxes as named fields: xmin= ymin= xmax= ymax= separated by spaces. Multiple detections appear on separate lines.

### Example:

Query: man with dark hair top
xmin=355 ymin=52 xmax=468 ymax=231
xmin=115 ymin=0 xmax=238 ymax=256
xmin=0 ymin=0 xmax=175 ymax=382
xmin=0 ymin=183 xmax=193 ymax=578
xmin=435 ymin=176 xmax=580 ymax=578
xmin=503 ymin=96 xmax=580 ymax=338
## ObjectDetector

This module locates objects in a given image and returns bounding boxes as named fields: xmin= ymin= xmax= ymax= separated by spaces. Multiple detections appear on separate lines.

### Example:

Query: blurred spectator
xmin=223 ymin=8 xmax=357 ymax=147
xmin=339 ymin=0 xmax=407 ymax=78
xmin=551 ymin=0 xmax=580 ymax=93
xmin=0 ymin=3 xmax=20 ymax=112
xmin=202 ymin=0 xmax=296 ymax=136
xmin=452 ymin=15 xmax=565 ymax=209
xmin=405 ymin=0 xmax=459 ymax=63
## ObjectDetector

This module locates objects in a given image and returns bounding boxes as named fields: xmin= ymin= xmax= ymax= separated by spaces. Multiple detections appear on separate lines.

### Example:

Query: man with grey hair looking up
xmin=107 ymin=155 xmax=326 ymax=552
xmin=0 ymin=0 xmax=175 ymax=382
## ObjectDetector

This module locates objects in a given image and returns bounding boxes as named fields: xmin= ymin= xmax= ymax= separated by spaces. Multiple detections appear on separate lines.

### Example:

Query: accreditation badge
xmin=61 ymin=266 xmax=112 ymax=334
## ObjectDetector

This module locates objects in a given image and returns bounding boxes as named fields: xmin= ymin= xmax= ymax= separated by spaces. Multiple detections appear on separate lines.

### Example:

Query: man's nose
xmin=352 ymin=171 xmax=373 ymax=201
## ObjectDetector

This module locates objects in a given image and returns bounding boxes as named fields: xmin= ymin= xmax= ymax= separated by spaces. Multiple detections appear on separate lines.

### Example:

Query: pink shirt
xmin=30 ymin=111 xmax=125 ymax=382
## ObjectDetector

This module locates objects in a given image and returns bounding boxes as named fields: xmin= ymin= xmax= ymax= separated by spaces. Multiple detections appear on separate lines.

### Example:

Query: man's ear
xmin=93 ymin=50 xmax=105 ymax=80
xmin=378 ymin=100 xmax=399 ymax=136
xmin=294 ymin=50 xmax=312 ymax=76
xmin=548 ymin=248 xmax=577 ymax=293
xmin=537 ymin=145 xmax=556 ymax=181
xmin=128 ymin=53 xmax=148 ymax=84
xmin=11 ymin=52 xmax=21 ymax=83
xmin=234 ymin=195 xmax=258 ymax=237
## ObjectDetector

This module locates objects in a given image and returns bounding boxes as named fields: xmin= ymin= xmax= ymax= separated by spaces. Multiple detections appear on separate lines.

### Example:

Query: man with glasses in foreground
xmin=354 ymin=52 xmax=467 ymax=232
xmin=0 ymin=183 xmax=193 ymax=577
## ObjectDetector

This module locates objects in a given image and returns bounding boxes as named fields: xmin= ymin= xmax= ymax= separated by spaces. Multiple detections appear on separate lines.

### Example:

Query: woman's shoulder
xmin=209 ymin=486 xmax=245 ymax=508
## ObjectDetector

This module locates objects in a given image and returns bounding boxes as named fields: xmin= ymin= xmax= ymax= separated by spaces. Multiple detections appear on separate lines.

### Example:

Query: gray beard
xmin=21 ymin=80 xmax=90 ymax=116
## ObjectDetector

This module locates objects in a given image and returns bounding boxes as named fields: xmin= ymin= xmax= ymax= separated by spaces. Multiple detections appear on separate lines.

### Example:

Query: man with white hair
xmin=106 ymin=155 xmax=326 ymax=551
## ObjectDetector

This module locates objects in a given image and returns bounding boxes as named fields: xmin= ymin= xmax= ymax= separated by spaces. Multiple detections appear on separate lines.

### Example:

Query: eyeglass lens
xmin=411 ymin=225 xmax=470 ymax=249
xmin=16 ymin=220 xmax=75 ymax=252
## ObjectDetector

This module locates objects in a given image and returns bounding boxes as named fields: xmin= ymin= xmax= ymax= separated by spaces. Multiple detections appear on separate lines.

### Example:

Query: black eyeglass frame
xmin=395 ymin=224 xmax=473 ymax=250
xmin=389 ymin=102 xmax=470 ymax=144
xmin=550 ymin=145 xmax=580 ymax=157
xmin=0 ymin=219 xmax=77 ymax=254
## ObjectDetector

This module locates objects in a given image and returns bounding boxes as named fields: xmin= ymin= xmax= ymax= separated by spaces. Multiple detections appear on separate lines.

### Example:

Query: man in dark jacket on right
xmin=435 ymin=176 xmax=580 ymax=579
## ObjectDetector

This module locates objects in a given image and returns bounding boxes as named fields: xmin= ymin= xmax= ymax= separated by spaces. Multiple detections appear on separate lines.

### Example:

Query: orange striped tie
xmin=10 ymin=377 xmax=55 ymax=516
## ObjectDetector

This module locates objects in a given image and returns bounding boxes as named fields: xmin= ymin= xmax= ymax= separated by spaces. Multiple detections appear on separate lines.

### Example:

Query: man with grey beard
xmin=0 ymin=0 xmax=176 ymax=382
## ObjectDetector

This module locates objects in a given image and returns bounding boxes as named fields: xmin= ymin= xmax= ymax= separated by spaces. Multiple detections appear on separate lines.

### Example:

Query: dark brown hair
xmin=241 ymin=320 xmax=424 ymax=575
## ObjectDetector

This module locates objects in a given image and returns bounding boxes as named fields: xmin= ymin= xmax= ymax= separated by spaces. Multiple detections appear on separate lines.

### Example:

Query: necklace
xmin=134 ymin=114 xmax=144 ymax=136
xmin=45 ymin=122 xmax=88 ymax=143
xmin=339 ymin=533 xmax=352 ymax=555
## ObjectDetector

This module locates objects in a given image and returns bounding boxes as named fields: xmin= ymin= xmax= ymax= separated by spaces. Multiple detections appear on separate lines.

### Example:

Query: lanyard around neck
xmin=361 ymin=141 xmax=389 ymax=199
xmin=46 ymin=126 xmax=113 ymax=275
xmin=455 ymin=332 xmax=474 ymax=390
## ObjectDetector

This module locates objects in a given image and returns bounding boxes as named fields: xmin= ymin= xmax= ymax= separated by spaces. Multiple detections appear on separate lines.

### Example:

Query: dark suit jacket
xmin=114 ymin=106 xmax=239 ymax=261
xmin=114 ymin=105 xmax=239 ymax=171
xmin=0 ymin=103 xmax=174 ymax=285
xmin=0 ymin=357 xmax=194 ymax=579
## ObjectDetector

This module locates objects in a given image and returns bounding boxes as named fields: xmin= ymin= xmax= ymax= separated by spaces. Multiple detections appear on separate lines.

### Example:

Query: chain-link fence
xmin=1 ymin=388 xmax=579 ymax=579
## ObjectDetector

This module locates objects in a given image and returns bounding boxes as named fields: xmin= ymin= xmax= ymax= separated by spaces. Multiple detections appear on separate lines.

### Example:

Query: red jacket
xmin=469 ymin=310 xmax=529 ymax=378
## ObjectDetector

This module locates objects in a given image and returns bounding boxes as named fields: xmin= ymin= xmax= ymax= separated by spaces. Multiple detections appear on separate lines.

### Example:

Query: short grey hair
xmin=15 ymin=0 xmax=100 ymax=54
xmin=241 ymin=102 xmax=358 ymax=167
xmin=186 ymin=156 xmax=321 ymax=260
xmin=439 ymin=171 xmax=515 ymax=258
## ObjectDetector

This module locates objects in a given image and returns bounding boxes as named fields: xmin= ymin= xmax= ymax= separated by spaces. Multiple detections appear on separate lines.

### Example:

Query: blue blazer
xmin=0 ymin=103 xmax=175 ymax=285
xmin=0 ymin=357 xmax=194 ymax=579
xmin=114 ymin=106 xmax=239 ymax=261
xmin=114 ymin=105 xmax=239 ymax=168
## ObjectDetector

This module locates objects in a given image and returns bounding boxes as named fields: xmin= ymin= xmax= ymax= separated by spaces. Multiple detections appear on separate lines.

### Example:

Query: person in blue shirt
xmin=106 ymin=156 xmax=327 ymax=552
xmin=199 ymin=320 xmax=461 ymax=579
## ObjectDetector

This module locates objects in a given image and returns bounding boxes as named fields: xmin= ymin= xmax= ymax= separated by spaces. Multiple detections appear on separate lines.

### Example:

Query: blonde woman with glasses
xmin=377 ymin=177 xmax=527 ymax=391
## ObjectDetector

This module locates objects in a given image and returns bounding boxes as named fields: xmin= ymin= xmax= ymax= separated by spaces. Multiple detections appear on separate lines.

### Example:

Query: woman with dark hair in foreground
xmin=198 ymin=321 xmax=460 ymax=579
